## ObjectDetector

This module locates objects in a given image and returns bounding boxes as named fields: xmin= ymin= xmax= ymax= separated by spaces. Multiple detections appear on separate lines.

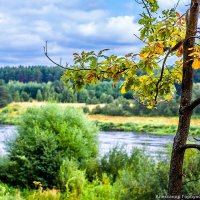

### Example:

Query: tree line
xmin=1 ymin=65 xmax=200 ymax=83
xmin=0 ymin=66 xmax=64 ymax=83
xmin=0 ymin=66 xmax=200 ymax=117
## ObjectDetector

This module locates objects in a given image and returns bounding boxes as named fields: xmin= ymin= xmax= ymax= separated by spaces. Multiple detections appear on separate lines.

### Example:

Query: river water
xmin=0 ymin=125 xmax=174 ymax=158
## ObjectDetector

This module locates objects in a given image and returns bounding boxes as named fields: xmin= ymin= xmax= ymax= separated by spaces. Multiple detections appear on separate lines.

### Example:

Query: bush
xmin=101 ymin=148 xmax=169 ymax=200
xmin=82 ymin=106 xmax=90 ymax=113
xmin=0 ymin=105 xmax=98 ymax=188
xmin=100 ymin=147 xmax=129 ymax=182
xmin=92 ymin=102 xmax=130 ymax=116
xmin=58 ymin=158 xmax=86 ymax=195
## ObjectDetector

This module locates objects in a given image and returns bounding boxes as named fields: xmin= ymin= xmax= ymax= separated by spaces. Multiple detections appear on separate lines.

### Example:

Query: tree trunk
xmin=168 ymin=0 xmax=200 ymax=198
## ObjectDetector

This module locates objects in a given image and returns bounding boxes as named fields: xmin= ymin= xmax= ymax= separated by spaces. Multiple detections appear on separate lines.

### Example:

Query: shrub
xmin=82 ymin=106 xmax=90 ymax=113
xmin=58 ymin=158 xmax=86 ymax=195
xmin=0 ymin=105 xmax=98 ymax=188
xmin=100 ymin=147 xmax=129 ymax=182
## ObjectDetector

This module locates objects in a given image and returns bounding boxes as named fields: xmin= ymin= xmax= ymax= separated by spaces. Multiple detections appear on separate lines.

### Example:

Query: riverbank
xmin=1 ymin=102 xmax=200 ymax=135
xmin=94 ymin=121 xmax=200 ymax=135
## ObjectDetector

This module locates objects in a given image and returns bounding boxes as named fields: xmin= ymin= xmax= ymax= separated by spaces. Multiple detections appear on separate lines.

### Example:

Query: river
xmin=0 ymin=125 xmax=174 ymax=158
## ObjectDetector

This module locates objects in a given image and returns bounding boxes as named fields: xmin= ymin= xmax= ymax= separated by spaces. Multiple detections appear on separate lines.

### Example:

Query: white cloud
xmin=0 ymin=0 xmax=140 ymax=66
xmin=75 ymin=16 xmax=140 ymax=44
xmin=104 ymin=16 xmax=140 ymax=43
xmin=158 ymin=0 xmax=190 ymax=10
xmin=78 ymin=23 xmax=97 ymax=36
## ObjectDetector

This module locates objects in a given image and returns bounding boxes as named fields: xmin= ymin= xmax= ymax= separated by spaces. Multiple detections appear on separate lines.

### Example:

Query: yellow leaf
xmin=176 ymin=47 xmax=183 ymax=57
xmin=147 ymin=105 xmax=153 ymax=109
xmin=148 ymin=0 xmax=155 ymax=3
xmin=188 ymin=52 xmax=200 ymax=57
xmin=139 ymin=52 xmax=149 ymax=60
xmin=176 ymin=12 xmax=180 ymax=18
xmin=139 ymin=75 xmax=149 ymax=82
xmin=104 ymin=73 xmax=108 ymax=79
xmin=165 ymin=94 xmax=172 ymax=101
xmin=154 ymin=42 xmax=164 ymax=55
xmin=192 ymin=59 xmax=200 ymax=69
xmin=121 ymin=85 xmax=126 ymax=94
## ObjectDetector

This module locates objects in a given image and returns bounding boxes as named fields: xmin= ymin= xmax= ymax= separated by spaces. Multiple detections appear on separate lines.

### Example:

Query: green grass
xmin=96 ymin=121 xmax=200 ymax=136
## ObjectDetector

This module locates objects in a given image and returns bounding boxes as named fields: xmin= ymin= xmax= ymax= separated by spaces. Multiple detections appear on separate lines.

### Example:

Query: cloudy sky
xmin=0 ymin=0 xmax=189 ymax=66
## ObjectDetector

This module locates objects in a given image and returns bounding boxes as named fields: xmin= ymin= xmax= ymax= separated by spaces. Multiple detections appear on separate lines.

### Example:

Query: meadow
xmin=1 ymin=102 xmax=200 ymax=135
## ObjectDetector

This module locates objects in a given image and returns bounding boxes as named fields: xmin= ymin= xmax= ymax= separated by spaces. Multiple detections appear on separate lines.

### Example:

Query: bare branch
xmin=44 ymin=41 xmax=76 ymax=70
xmin=188 ymin=136 xmax=200 ymax=142
xmin=178 ymin=144 xmax=200 ymax=151
xmin=193 ymin=136 xmax=200 ymax=141
xmin=174 ymin=0 xmax=181 ymax=11
xmin=189 ymin=97 xmax=200 ymax=110
xmin=44 ymin=41 xmax=107 ymax=72
xmin=133 ymin=34 xmax=146 ymax=43
xmin=44 ymin=41 xmax=131 ymax=77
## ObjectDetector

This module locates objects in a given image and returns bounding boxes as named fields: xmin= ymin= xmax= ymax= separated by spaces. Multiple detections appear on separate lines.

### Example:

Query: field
xmin=1 ymin=102 xmax=200 ymax=135
xmin=88 ymin=114 xmax=200 ymax=126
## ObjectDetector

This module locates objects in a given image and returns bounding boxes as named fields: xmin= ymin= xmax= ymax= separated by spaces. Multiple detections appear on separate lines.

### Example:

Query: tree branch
xmin=141 ymin=0 xmax=152 ymax=19
xmin=44 ymin=41 xmax=108 ymax=73
xmin=187 ymin=97 xmax=200 ymax=110
xmin=174 ymin=0 xmax=181 ymax=10
xmin=44 ymin=41 xmax=80 ymax=71
xmin=178 ymin=144 xmax=200 ymax=151
xmin=133 ymin=34 xmax=146 ymax=44
xmin=193 ymin=136 xmax=200 ymax=141
xmin=154 ymin=50 xmax=171 ymax=102
xmin=181 ymin=97 xmax=200 ymax=113
xmin=44 ymin=41 xmax=131 ymax=76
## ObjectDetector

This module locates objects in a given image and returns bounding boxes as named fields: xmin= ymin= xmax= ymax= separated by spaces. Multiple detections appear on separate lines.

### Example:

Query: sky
xmin=0 ymin=0 xmax=190 ymax=66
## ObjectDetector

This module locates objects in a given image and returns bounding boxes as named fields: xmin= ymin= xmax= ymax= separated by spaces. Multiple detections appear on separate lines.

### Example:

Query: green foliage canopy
xmin=60 ymin=0 xmax=188 ymax=108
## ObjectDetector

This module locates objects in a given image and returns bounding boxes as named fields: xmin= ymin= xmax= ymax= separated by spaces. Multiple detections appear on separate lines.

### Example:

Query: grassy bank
xmin=1 ymin=102 xmax=200 ymax=135
xmin=95 ymin=121 xmax=200 ymax=135
xmin=88 ymin=115 xmax=200 ymax=135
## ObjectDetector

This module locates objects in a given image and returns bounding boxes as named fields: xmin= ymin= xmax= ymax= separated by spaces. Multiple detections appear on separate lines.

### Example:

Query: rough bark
xmin=168 ymin=0 xmax=200 ymax=198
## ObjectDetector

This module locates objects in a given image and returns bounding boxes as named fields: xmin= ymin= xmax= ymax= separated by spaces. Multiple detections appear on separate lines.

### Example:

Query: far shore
xmin=0 ymin=102 xmax=200 ymax=136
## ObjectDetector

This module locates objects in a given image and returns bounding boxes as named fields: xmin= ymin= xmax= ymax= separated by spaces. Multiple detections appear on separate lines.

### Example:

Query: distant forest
xmin=0 ymin=66 xmax=200 ymax=116
xmin=0 ymin=66 xmax=64 ymax=83
xmin=1 ymin=66 xmax=200 ymax=83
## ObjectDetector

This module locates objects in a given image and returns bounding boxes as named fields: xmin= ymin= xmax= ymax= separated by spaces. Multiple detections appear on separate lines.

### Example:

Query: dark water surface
xmin=0 ymin=125 xmax=174 ymax=158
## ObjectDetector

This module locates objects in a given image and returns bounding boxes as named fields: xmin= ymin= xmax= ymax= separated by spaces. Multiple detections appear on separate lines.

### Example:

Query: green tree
xmin=0 ymin=81 xmax=11 ymax=108
xmin=100 ymin=93 xmax=114 ymax=103
xmin=13 ymin=91 xmax=20 ymax=102
xmin=20 ymin=91 xmax=30 ymax=102
xmin=36 ymin=89 xmax=43 ymax=101
xmin=45 ymin=0 xmax=200 ymax=197
xmin=77 ymin=89 xmax=88 ymax=103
